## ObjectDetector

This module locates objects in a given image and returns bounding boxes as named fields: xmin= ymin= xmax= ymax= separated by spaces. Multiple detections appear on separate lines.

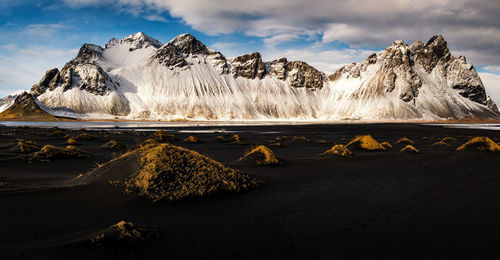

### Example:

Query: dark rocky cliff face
xmin=230 ymin=52 xmax=266 ymax=79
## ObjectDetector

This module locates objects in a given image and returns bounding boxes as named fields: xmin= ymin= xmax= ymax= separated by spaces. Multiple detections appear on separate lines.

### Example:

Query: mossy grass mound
xmin=90 ymin=221 xmax=158 ymax=246
xmin=346 ymin=135 xmax=385 ymax=151
xmin=66 ymin=137 xmax=81 ymax=145
xmin=0 ymin=139 xmax=40 ymax=153
xmin=76 ymin=132 xmax=93 ymax=140
xmin=432 ymin=140 xmax=451 ymax=147
xmin=400 ymin=145 xmax=420 ymax=154
xmin=231 ymin=134 xmax=245 ymax=144
xmin=183 ymin=136 xmax=200 ymax=143
xmin=321 ymin=144 xmax=353 ymax=158
xmin=457 ymin=137 xmax=500 ymax=152
xmin=78 ymin=143 xmax=259 ymax=202
xmin=292 ymin=136 xmax=310 ymax=143
xmin=152 ymin=130 xmax=175 ymax=142
xmin=441 ymin=137 xmax=457 ymax=142
xmin=380 ymin=141 xmax=392 ymax=150
xmin=238 ymin=145 xmax=279 ymax=165
xmin=214 ymin=135 xmax=226 ymax=143
xmin=395 ymin=137 xmax=415 ymax=145
xmin=33 ymin=145 xmax=89 ymax=161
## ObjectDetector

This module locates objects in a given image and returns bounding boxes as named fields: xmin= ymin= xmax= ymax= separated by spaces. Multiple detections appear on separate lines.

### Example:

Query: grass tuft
xmin=238 ymin=145 xmax=279 ymax=165
xmin=400 ymin=145 xmax=420 ymax=154
xmin=321 ymin=144 xmax=353 ymax=158
xmin=346 ymin=135 xmax=385 ymax=151
xmin=456 ymin=137 xmax=500 ymax=152
xmin=183 ymin=136 xmax=200 ymax=143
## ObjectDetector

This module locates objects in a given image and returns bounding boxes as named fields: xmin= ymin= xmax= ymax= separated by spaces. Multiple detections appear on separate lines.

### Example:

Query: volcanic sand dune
xmin=457 ymin=137 xmax=500 ymax=152
xmin=238 ymin=145 xmax=280 ymax=165
xmin=74 ymin=143 xmax=259 ymax=202
xmin=0 ymin=139 xmax=40 ymax=153
xmin=346 ymin=135 xmax=386 ymax=151
xmin=33 ymin=145 xmax=90 ymax=161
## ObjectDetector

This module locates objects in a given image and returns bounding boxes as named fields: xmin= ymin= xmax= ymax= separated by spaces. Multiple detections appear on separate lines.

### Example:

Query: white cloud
xmin=22 ymin=23 xmax=65 ymax=37
xmin=63 ymin=0 xmax=500 ymax=67
xmin=484 ymin=66 xmax=500 ymax=73
xmin=144 ymin=15 xmax=168 ymax=22
xmin=0 ymin=45 xmax=77 ymax=95
xmin=478 ymin=72 xmax=500 ymax=106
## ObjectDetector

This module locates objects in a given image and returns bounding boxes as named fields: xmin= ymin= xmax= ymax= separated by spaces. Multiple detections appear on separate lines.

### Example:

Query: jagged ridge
xmin=10 ymin=32 xmax=498 ymax=121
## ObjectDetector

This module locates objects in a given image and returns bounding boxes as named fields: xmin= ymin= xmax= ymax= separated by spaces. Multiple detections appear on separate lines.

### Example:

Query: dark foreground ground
xmin=0 ymin=123 xmax=499 ymax=259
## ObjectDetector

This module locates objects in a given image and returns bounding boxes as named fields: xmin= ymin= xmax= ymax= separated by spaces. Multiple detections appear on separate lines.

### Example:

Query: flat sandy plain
xmin=0 ymin=123 xmax=499 ymax=259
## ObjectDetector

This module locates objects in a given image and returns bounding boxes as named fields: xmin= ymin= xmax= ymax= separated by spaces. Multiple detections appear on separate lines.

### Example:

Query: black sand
xmin=0 ymin=123 xmax=499 ymax=259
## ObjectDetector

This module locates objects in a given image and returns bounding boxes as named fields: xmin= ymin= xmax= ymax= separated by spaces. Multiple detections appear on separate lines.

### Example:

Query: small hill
xmin=0 ymin=92 xmax=69 ymax=121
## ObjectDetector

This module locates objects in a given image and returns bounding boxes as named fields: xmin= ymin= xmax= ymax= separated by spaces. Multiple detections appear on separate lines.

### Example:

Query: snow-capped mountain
xmin=5 ymin=32 xmax=499 ymax=121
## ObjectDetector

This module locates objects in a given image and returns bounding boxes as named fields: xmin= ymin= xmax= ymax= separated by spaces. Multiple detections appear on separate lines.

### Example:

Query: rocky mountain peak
xmin=230 ymin=52 xmax=266 ymax=79
xmin=64 ymin=44 xmax=103 ymax=69
xmin=153 ymin=33 xmax=227 ymax=71
xmin=31 ymin=68 xmax=61 ymax=96
xmin=413 ymin=35 xmax=451 ymax=72
xmin=167 ymin=33 xmax=210 ymax=55
xmin=105 ymin=32 xmax=162 ymax=51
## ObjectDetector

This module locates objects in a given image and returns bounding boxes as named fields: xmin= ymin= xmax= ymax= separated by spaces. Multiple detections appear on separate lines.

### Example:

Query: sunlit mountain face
xmin=1 ymin=32 xmax=496 ymax=121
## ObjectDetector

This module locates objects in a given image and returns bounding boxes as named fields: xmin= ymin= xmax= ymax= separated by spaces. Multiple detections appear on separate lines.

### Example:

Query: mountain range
xmin=1 ymin=32 xmax=498 ymax=121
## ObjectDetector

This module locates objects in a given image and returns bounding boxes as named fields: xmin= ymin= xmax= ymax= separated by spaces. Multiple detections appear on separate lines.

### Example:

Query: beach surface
xmin=0 ymin=123 xmax=499 ymax=259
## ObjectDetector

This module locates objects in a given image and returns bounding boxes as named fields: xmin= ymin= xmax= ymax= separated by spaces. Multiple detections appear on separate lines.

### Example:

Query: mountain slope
xmin=23 ymin=32 xmax=499 ymax=121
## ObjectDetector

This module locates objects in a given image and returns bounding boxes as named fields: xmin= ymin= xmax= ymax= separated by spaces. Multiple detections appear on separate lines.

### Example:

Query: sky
xmin=0 ymin=0 xmax=499 ymax=104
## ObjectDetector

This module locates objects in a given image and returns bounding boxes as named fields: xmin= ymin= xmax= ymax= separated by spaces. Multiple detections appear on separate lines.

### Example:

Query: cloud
xmin=59 ymin=0 xmax=500 ymax=67
xmin=0 ymin=45 xmax=77 ymax=94
xmin=478 ymin=72 xmax=500 ymax=105
xmin=22 ymin=23 xmax=65 ymax=37
xmin=483 ymin=66 xmax=500 ymax=73
xmin=144 ymin=14 xmax=168 ymax=22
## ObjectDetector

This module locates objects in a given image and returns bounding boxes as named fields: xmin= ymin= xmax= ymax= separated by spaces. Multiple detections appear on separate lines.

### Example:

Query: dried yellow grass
xmin=214 ymin=135 xmax=226 ymax=143
xmin=318 ymin=139 xmax=328 ymax=144
xmin=239 ymin=145 xmax=279 ymax=165
xmin=141 ymin=138 xmax=159 ymax=146
xmin=441 ymin=137 xmax=457 ymax=142
xmin=346 ymin=135 xmax=385 ymax=151
xmin=152 ymin=130 xmax=175 ymax=142
xmin=90 ymin=221 xmax=156 ymax=245
xmin=400 ymin=145 xmax=420 ymax=154
xmin=183 ymin=136 xmax=199 ymax=143
xmin=121 ymin=143 xmax=259 ymax=201
xmin=456 ymin=137 xmax=500 ymax=152
xmin=66 ymin=137 xmax=80 ymax=145
xmin=380 ymin=141 xmax=392 ymax=150
xmin=395 ymin=137 xmax=415 ymax=145
xmin=292 ymin=136 xmax=310 ymax=143
xmin=231 ymin=134 xmax=245 ymax=144
xmin=321 ymin=144 xmax=353 ymax=158
xmin=14 ymin=139 xmax=40 ymax=153
xmin=33 ymin=144 xmax=89 ymax=161
xmin=432 ymin=140 xmax=450 ymax=147
xmin=76 ymin=132 xmax=93 ymax=140
xmin=267 ymin=137 xmax=283 ymax=143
